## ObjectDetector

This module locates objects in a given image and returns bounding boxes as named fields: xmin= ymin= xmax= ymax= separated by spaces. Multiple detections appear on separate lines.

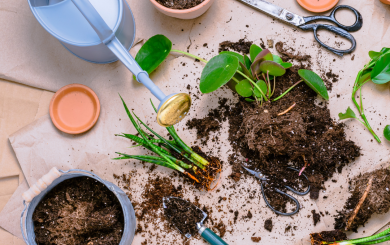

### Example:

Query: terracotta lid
xmin=297 ymin=0 xmax=339 ymax=13
xmin=50 ymin=84 xmax=100 ymax=134
xmin=380 ymin=0 xmax=390 ymax=5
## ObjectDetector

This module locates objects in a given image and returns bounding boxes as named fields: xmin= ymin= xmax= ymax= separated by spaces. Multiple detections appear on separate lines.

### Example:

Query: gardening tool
xmin=236 ymin=0 xmax=363 ymax=56
xmin=27 ymin=0 xmax=191 ymax=127
xmin=242 ymin=165 xmax=310 ymax=216
xmin=20 ymin=168 xmax=136 ymax=245
xmin=162 ymin=196 xmax=228 ymax=245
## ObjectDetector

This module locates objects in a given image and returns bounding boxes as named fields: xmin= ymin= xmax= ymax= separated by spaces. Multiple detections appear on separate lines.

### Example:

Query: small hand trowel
xmin=163 ymin=196 xmax=228 ymax=245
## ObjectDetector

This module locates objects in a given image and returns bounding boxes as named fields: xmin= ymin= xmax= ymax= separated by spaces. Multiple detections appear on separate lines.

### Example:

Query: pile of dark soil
xmin=334 ymin=167 xmax=390 ymax=232
xmin=156 ymin=0 xmax=204 ymax=10
xmin=188 ymin=43 xmax=361 ymax=213
xmin=219 ymin=38 xmax=253 ymax=55
xmin=33 ymin=177 xmax=124 ymax=245
xmin=164 ymin=197 xmax=205 ymax=237
xmin=310 ymin=230 xmax=347 ymax=245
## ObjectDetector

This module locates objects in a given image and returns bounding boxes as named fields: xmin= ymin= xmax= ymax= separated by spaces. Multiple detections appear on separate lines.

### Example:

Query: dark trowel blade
xmin=162 ymin=196 xmax=207 ymax=239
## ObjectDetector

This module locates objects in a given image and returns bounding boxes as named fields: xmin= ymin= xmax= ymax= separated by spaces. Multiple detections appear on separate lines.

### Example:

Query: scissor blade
xmin=237 ymin=0 xmax=305 ymax=27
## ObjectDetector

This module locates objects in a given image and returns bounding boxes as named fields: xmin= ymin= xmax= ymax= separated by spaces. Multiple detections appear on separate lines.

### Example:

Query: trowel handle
xmin=22 ymin=167 xmax=62 ymax=203
xmin=71 ymin=0 xmax=166 ymax=101
xmin=199 ymin=227 xmax=229 ymax=245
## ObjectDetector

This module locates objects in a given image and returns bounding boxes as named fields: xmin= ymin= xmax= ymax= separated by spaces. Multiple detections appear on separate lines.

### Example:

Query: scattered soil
xmin=189 ymin=44 xmax=361 ymax=213
xmin=164 ymin=197 xmax=205 ymax=237
xmin=264 ymin=218 xmax=273 ymax=232
xmin=334 ymin=167 xmax=390 ymax=232
xmin=251 ymin=236 xmax=262 ymax=242
xmin=219 ymin=38 xmax=253 ymax=55
xmin=275 ymin=41 xmax=311 ymax=62
xmin=310 ymin=230 xmax=347 ymax=245
xmin=312 ymin=210 xmax=321 ymax=226
xmin=156 ymin=0 xmax=204 ymax=10
xmin=33 ymin=177 xmax=124 ymax=245
xmin=214 ymin=222 xmax=227 ymax=237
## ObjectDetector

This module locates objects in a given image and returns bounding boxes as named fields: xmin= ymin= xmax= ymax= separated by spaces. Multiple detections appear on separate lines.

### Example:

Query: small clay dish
xmin=380 ymin=0 xmax=390 ymax=5
xmin=50 ymin=84 xmax=100 ymax=134
xmin=297 ymin=0 xmax=339 ymax=13
xmin=150 ymin=0 xmax=215 ymax=19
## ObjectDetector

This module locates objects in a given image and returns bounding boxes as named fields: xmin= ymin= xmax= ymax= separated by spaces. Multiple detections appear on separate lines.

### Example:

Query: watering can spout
xmin=69 ymin=0 xmax=191 ymax=127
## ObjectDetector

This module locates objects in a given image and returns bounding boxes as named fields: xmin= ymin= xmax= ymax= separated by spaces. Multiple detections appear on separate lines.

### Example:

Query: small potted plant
xmin=149 ymin=0 xmax=215 ymax=19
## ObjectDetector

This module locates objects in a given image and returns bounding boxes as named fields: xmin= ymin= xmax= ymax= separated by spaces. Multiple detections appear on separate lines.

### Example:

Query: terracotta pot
xmin=380 ymin=0 xmax=390 ymax=5
xmin=149 ymin=0 xmax=215 ymax=19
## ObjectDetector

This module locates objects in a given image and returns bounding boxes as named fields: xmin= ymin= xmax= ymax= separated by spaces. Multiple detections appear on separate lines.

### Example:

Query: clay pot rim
xmin=149 ymin=0 xmax=213 ymax=14
xmin=49 ymin=84 xmax=100 ymax=135
xmin=296 ymin=0 xmax=339 ymax=13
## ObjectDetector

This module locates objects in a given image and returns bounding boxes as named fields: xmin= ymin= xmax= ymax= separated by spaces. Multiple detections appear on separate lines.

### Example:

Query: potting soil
xmin=156 ymin=0 xmax=205 ymax=10
xmin=32 ymin=177 xmax=124 ymax=245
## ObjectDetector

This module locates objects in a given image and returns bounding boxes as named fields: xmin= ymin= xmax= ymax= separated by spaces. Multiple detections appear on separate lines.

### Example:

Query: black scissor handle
xmin=261 ymin=182 xmax=300 ymax=216
xmin=303 ymin=5 xmax=363 ymax=32
xmin=284 ymin=167 xmax=311 ymax=195
xmin=299 ymin=23 xmax=357 ymax=56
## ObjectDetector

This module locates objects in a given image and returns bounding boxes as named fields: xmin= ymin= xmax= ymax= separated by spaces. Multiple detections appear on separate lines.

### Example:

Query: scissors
xmin=242 ymin=165 xmax=310 ymax=216
xmin=237 ymin=0 xmax=363 ymax=56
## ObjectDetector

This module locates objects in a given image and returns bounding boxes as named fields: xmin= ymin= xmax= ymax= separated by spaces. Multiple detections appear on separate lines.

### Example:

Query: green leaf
xmin=200 ymin=53 xmax=239 ymax=93
xmin=220 ymin=51 xmax=244 ymax=71
xmin=371 ymin=53 xmax=390 ymax=84
xmin=235 ymin=79 xmax=253 ymax=97
xmin=239 ymin=62 xmax=254 ymax=80
xmin=253 ymin=80 xmax=268 ymax=98
xmin=250 ymin=44 xmax=263 ymax=62
xmin=298 ymin=69 xmax=329 ymax=100
xmin=244 ymin=55 xmax=252 ymax=70
xmin=281 ymin=62 xmax=293 ymax=69
xmin=259 ymin=61 xmax=286 ymax=77
xmin=245 ymin=98 xmax=255 ymax=102
xmin=384 ymin=125 xmax=390 ymax=141
xmin=251 ymin=49 xmax=274 ymax=77
xmin=338 ymin=107 xmax=358 ymax=120
xmin=134 ymin=35 xmax=172 ymax=79
xmin=273 ymin=55 xmax=283 ymax=64
xmin=380 ymin=47 xmax=390 ymax=54
xmin=357 ymin=72 xmax=372 ymax=86
xmin=369 ymin=51 xmax=382 ymax=60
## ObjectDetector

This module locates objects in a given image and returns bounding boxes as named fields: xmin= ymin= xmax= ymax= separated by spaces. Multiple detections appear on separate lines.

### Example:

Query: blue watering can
xmin=28 ymin=0 xmax=191 ymax=127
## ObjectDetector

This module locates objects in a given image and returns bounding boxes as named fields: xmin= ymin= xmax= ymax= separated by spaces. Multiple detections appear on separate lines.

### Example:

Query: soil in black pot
xmin=156 ymin=0 xmax=205 ymax=10
xmin=33 ymin=177 xmax=124 ymax=245
xmin=334 ymin=167 xmax=390 ymax=232
xmin=164 ymin=197 xmax=205 ymax=237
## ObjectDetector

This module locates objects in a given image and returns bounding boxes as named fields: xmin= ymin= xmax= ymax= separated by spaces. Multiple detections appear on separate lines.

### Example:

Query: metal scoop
xmin=70 ymin=0 xmax=191 ymax=127
xmin=163 ymin=197 xmax=228 ymax=245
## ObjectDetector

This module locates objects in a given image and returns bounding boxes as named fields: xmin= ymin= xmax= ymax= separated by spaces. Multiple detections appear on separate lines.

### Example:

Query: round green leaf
xmin=282 ymin=62 xmax=293 ymax=69
xmin=245 ymin=98 xmax=255 ymax=102
xmin=298 ymin=69 xmax=329 ymax=100
xmin=200 ymin=54 xmax=239 ymax=93
xmin=253 ymin=80 xmax=268 ymax=98
xmin=244 ymin=55 xmax=252 ymax=70
xmin=259 ymin=61 xmax=286 ymax=77
xmin=371 ymin=53 xmax=390 ymax=84
xmin=220 ymin=51 xmax=244 ymax=64
xmin=135 ymin=35 xmax=172 ymax=76
xmin=273 ymin=55 xmax=283 ymax=64
xmin=250 ymin=44 xmax=263 ymax=62
xmin=235 ymin=79 xmax=253 ymax=97
xmin=384 ymin=125 xmax=390 ymax=141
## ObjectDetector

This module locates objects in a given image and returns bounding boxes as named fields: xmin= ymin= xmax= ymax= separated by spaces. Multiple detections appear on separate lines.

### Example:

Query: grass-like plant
xmin=114 ymin=95 xmax=220 ymax=191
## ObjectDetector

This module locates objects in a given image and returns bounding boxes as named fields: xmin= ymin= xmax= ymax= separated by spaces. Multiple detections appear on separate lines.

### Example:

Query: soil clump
xmin=156 ymin=0 xmax=204 ymax=10
xmin=334 ymin=167 xmax=390 ymax=232
xmin=164 ymin=197 xmax=205 ymax=237
xmin=310 ymin=230 xmax=347 ymax=245
xmin=264 ymin=218 xmax=273 ymax=232
xmin=219 ymin=38 xmax=253 ymax=54
xmin=188 ymin=44 xmax=361 ymax=214
xmin=33 ymin=177 xmax=124 ymax=245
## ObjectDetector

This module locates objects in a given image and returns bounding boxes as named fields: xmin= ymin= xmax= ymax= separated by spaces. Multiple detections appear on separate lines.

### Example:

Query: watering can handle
xmin=71 ymin=0 xmax=167 ymax=101
xmin=22 ymin=167 xmax=62 ymax=203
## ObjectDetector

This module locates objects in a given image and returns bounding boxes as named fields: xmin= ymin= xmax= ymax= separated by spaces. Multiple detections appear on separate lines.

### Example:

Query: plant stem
xmin=278 ymin=102 xmax=296 ymax=116
xmin=171 ymin=49 xmax=208 ymax=63
xmin=273 ymin=80 xmax=303 ymax=102
xmin=267 ymin=71 xmax=271 ymax=97
xmin=272 ymin=76 xmax=276 ymax=96
xmin=237 ymin=70 xmax=268 ymax=101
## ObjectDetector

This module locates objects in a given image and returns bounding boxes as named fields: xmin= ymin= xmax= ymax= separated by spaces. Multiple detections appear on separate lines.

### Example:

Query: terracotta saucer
xmin=50 ymin=84 xmax=100 ymax=134
xmin=380 ymin=0 xmax=390 ymax=5
xmin=297 ymin=0 xmax=339 ymax=13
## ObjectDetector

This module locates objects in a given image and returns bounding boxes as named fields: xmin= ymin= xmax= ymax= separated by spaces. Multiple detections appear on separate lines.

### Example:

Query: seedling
xmin=339 ymin=48 xmax=390 ymax=143
xmin=114 ymin=95 xmax=221 ymax=191
xmin=310 ymin=227 xmax=390 ymax=244
xmin=134 ymin=35 xmax=328 ymax=107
